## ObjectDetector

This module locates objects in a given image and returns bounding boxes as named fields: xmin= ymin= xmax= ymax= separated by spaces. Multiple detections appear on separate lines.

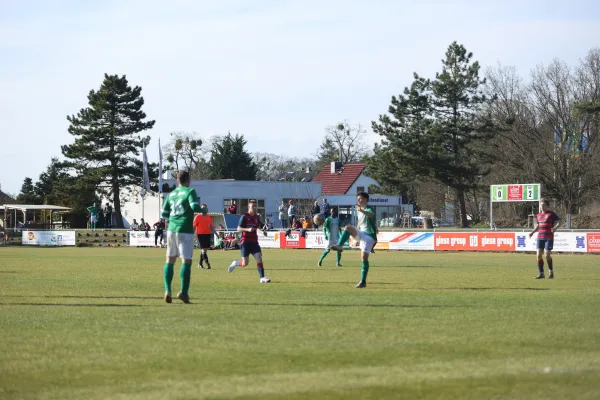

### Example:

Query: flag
xmin=142 ymin=144 xmax=151 ymax=192
xmin=158 ymin=138 xmax=163 ymax=193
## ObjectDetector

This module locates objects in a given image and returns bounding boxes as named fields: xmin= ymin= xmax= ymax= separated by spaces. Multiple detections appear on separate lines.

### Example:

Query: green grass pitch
xmin=1 ymin=247 xmax=599 ymax=399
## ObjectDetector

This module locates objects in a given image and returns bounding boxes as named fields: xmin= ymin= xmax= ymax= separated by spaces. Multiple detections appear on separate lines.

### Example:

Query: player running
xmin=193 ymin=204 xmax=217 ymax=269
xmin=330 ymin=192 xmax=377 ymax=288
xmin=318 ymin=207 xmax=342 ymax=267
xmin=160 ymin=171 xmax=204 ymax=303
xmin=528 ymin=198 xmax=561 ymax=279
xmin=227 ymin=200 xmax=271 ymax=283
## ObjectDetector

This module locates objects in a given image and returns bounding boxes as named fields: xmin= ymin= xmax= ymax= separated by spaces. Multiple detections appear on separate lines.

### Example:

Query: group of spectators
xmin=279 ymin=198 xmax=330 ymax=229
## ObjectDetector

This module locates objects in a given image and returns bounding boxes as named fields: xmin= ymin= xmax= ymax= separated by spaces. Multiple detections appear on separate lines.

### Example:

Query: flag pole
xmin=158 ymin=138 xmax=163 ymax=219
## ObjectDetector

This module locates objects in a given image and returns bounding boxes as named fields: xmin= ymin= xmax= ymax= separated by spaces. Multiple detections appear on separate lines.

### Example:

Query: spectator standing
xmin=287 ymin=200 xmax=296 ymax=227
xmin=153 ymin=218 xmax=165 ymax=247
xmin=311 ymin=201 xmax=321 ymax=228
xmin=104 ymin=203 xmax=113 ymax=229
xmin=87 ymin=203 xmax=99 ymax=231
xmin=278 ymin=200 xmax=287 ymax=229
xmin=322 ymin=198 xmax=330 ymax=218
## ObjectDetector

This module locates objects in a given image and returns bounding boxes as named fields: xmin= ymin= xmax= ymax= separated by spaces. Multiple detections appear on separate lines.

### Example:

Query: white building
xmin=313 ymin=162 xmax=412 ymax=225
xmin=114 ymin=162 xmax=412 ymax=229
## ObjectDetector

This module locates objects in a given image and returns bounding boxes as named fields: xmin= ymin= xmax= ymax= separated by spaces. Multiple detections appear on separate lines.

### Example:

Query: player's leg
xmin=163 ymin=232 xmax=178 ymax=303
xmin=177 ymin=233 xmax=194 ymax=303
xmin=197 ymin=234 xmax=204 ymax=268
xmin=229 ymin=244 xmax=249 ymax=272
xmin=253 ymin=249 xmax=270 ymax=283
xmin=318 ymin=248 xmax=330 ymax=266
xmin=545 ymin=240 xmax=554 ymax=279
xmin=336 ymin=249 xmax=342 ymax=267
xmin=331 ymin=225 xmax=357 ymax=252
xmin=535 ymin=241 xmax=545 ymax=278
xmin=356 ymin=233 xmax=375 ymax=288
xmin=535 ymin=240 xmax=545 ymax=279
xmin=202 ymin=235 xmax=212 ymax=269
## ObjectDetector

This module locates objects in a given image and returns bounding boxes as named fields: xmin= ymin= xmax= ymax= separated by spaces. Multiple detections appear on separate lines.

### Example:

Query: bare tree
xmin=162 ymin=132 xmax=203 ymax=172
xmin=317 ymin=120 xmax=370 ymax=167
xmin=484 ymin=48 xmax=600 ymax=215
xmin=253 ymin=153 xmax=317 ymax=181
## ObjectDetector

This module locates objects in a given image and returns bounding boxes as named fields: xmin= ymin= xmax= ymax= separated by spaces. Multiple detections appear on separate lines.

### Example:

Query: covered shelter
xmin=1 ymin=204 xmax=72 ymax=231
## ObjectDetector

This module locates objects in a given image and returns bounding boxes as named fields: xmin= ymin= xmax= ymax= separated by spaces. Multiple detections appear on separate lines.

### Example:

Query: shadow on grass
xmin=3 ymin=295 xmax=159 ymax=300
xmin=219 ymin=302 xmax=468 ymax=308
xmin=268 ymin=269 xmax=323 ymax=271
xmin=0 ymin=271 xmax=18 ymax=273
xmin=403 ymin=287 xmax=551 ymax=291
xmin=0 ymin=302 xmax=142 ymax=307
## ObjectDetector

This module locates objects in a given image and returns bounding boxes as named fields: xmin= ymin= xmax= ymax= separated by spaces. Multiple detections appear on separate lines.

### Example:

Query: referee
xmin=193 ymin=204 xmax=218 ymax=269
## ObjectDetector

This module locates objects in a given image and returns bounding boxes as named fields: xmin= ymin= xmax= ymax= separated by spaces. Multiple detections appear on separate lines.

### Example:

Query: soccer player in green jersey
xmin=330 ymin=192 xmax=377 ymax=288
xmin=161 ymin=171 xmax=204 ymax=303
xmin=87 ymin=203 xmax=99 ymax=231
xmin=318 ymin=208 xmax=343 ymax=267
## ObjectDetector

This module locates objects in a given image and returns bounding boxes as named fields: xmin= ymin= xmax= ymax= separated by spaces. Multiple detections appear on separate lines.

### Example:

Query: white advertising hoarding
xmin=387 ymin=232 xmax=435 ymax=251
xmin=514 ymin=232 xmax=588 ymax=253
xmin=128 ymin=231 xmax=163 ymax=247
xmin=22 ymin=231 xmax=76 ymax=246
xmin=258 ymin=232 xmax=281 ymax=248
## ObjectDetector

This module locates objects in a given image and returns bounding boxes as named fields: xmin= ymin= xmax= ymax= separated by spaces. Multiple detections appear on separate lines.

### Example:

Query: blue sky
xmin=1 ymin=0 xmax=599 ymax=195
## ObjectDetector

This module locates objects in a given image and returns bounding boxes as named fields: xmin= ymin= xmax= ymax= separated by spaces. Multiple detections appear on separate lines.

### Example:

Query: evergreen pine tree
xmin=61 ymin=74 xmax=155 ymax=228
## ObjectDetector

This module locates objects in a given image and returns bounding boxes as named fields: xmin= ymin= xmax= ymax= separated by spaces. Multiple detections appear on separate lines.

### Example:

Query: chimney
xmin=330 ymin=161 xmax=342 ymax=174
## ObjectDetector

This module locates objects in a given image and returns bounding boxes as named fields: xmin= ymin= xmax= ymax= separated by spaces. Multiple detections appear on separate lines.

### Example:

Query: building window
xmin=223 ymin=198 xmax=265 ymax=217
xmin=357 ymin=186 xmax=365 ymax=194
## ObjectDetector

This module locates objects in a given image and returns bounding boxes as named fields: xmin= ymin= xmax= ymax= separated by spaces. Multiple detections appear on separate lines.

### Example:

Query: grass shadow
xmin=217 ymin=301 xmax=468 ymax=308
xmin=4 ymin=295 xmax=159 ymax=300
xmin=402 ymin=287 xmax=552 ymax=291
xmin=0 ymin=302 xmax=143 ymax=307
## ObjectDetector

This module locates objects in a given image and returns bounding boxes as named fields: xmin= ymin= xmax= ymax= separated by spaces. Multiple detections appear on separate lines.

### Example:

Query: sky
xmin=1 ymin=0 xmax=599 ymax=195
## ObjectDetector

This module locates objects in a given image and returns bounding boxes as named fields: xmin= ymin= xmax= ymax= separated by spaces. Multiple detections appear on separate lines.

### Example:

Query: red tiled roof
xmin=314 ymin=163 xmax=366 ymax=195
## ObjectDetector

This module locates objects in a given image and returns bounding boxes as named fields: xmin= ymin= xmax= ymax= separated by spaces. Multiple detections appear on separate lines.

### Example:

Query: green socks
xmin=163 ymin=263 xmax=174 ymax=292
xmin=361 ymin=261 xmax=370 ymax=281
xmin=337 ymin=252 xmax=342 ymax=264
xmin=338 ymin=230 xmax=350 ymax=246
xmin=319 ymin=249 xmax=330 ymax=263
xmin=180 ymin=263 xmax=191 ymax=295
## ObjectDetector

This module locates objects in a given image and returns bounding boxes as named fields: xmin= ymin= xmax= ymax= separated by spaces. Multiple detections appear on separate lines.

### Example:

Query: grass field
xmin=1 ymin=247 xmax=599 ymax=400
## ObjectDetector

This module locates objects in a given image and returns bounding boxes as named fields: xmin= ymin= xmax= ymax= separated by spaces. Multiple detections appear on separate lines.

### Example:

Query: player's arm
xmin=161 ymin=194 xmax=171 ymax=223
xmin=552 ymin=213 xmax=562 ymax=232
xmin=528 ymin=221 xmax=539 ymax=237
xmin=209 ymin=218 xmax=218 ymax=236
xmin=356 ymin=205 xmax=375 ymax=218
xmin=187 ymin=189 xmax=203 ymax=213
xmin=257 ymin=220 xmax=268 ymax=236
xmin=237 ymin=215 xmax=253 ymax=233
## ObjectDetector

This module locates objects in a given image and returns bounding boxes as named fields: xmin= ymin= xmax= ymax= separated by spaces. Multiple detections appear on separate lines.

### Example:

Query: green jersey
xmin=161 ymin=186 xmax=202 ymax=233
xmin=357 ymin=207 xmax=377 ymax=240
xmin=323 ymin=216 xmax=341 ymax=242
xmin=87 ymin=205 xmax=99 ymax=217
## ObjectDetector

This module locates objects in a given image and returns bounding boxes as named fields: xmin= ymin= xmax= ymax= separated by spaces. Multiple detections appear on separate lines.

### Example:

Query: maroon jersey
xmin=536 ymin=211 xmax=560 ymax=240
xmin=238 ymin=213 xmax=263 ymax=243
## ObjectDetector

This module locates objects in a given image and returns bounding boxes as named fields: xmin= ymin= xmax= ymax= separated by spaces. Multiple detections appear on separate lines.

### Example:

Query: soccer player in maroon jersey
xmin=528 ymin=199 xmax=561 ymax=279
xmin=227 ymin=200 xmax=271 ymax=283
